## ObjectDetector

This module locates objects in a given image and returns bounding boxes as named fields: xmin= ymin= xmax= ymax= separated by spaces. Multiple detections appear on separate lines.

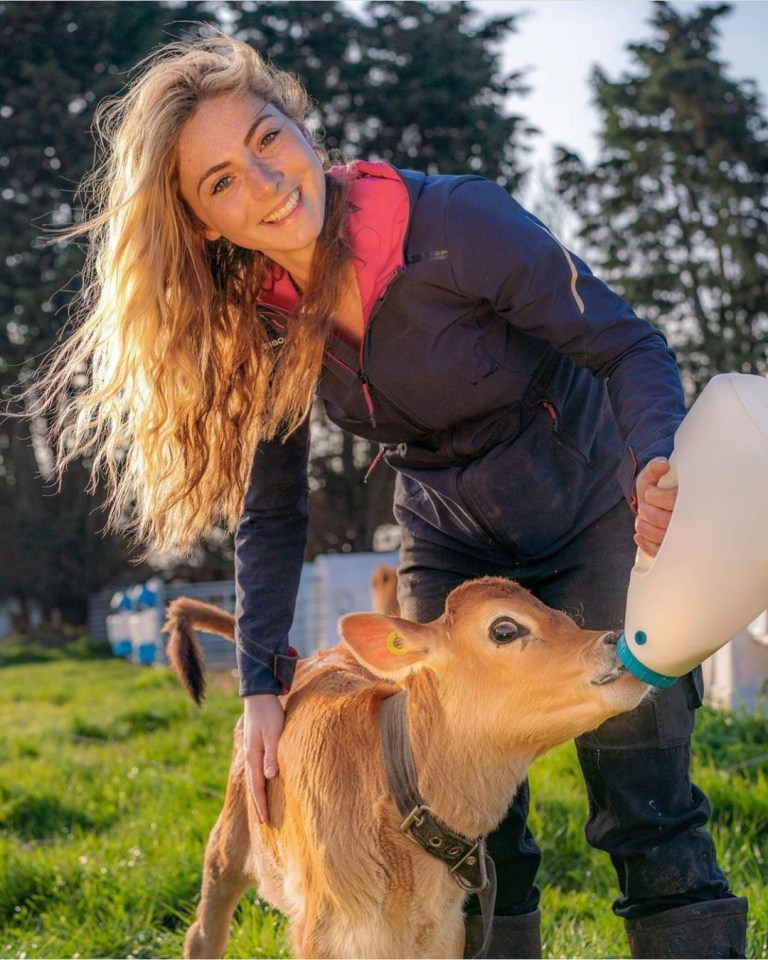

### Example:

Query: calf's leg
xmin=185 ymin=778 xmax=253 ymax=959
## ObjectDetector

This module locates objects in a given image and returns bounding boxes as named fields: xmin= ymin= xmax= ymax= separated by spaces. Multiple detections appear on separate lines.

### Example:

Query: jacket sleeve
xmin=444 ymin=178 xmax=687 ymax=503
xmin=234 ymin=419 xmax=310 ymax=697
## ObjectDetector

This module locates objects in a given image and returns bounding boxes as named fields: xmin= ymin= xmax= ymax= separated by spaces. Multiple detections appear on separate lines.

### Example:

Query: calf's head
xmin=339 ymin=576 xmax=648 ymax=755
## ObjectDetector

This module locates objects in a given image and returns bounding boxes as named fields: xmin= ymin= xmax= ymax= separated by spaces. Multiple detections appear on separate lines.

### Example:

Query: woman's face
xmin=177 ymin=93 xmax=326 ymax=282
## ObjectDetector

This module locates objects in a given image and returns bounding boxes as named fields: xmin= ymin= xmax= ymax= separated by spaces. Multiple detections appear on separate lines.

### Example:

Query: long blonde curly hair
xmin=36 ymin=33 xmax=352 ymax=554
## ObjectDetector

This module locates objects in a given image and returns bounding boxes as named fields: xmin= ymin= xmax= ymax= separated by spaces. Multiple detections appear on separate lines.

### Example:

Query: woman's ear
xmin=203 ymin=226 xmax=222 ymax=242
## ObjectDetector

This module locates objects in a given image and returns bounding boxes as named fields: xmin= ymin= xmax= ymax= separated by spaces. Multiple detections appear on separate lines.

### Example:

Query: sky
xmin=470 ymin=0 xmax=768 ymax=174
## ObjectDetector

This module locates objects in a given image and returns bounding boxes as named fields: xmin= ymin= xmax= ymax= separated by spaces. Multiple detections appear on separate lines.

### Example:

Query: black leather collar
xmin=379 ymin=689 xmax=497 ymax=958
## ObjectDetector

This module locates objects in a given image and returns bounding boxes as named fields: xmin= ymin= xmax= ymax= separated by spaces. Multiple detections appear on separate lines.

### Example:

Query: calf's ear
xmin=339 ymin=613 xmax=433 ymax=678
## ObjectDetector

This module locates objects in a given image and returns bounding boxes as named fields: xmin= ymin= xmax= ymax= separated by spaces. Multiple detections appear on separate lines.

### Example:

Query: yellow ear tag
xmin=387 ymin=631 xmax=408 ymax=656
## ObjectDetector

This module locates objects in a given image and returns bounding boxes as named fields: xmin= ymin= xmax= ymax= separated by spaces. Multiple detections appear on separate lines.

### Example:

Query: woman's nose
xmin=245 ymin=157 xmax=281 ymax=196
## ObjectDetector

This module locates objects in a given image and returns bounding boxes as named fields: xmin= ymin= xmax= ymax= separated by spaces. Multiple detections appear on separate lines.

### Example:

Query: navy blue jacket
xmin=234 ymin=167 xmax=686 ymax=696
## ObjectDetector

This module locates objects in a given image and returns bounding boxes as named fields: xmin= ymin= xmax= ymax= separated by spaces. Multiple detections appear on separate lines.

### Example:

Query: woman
xmin=40 ymin=34 xmax=746 ymax=959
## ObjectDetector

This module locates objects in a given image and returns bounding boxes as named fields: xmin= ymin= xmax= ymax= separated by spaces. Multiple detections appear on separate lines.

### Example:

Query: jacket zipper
xmin=358 ymin=373 xmax=377 ymax=429
xmin=364 ymin=446 xmax=386 ymax=483
xmin=540 ymin=400 xmax=559 ymax=429
xmin=323 ymin=349 xmax=382 ymax=425
xmin=538 ymin=397 xmax=590 ymax=465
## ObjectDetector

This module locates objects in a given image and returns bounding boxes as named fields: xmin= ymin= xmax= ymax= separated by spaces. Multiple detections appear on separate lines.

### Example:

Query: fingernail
xmin=265 ymin=765 xmax=278 ymax=778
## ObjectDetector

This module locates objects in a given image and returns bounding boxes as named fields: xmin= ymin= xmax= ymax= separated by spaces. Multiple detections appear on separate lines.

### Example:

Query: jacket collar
xmin=256 ymin=161 xmax=410 ymax=322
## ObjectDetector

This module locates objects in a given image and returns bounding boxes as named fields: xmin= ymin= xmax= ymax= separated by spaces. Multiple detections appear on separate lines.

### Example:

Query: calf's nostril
xmin=602 ymin=631 xmax=620 ymax=647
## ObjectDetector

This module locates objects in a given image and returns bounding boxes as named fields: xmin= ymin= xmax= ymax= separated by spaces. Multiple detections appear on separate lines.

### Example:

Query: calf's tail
xmin=163 ymin=598 xmax=236 ymax=706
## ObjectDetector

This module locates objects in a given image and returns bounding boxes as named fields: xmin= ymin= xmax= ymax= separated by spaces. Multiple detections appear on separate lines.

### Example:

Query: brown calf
xmin=165 ymin=577 xmax=648 ymax=959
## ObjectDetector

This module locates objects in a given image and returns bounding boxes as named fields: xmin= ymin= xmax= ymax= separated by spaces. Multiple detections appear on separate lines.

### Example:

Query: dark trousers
xmin=397 ymin=500 xmax=732 ymax=919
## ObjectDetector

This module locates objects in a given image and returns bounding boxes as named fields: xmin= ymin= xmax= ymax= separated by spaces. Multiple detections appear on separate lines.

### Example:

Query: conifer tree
xmin=556 ymin=2 xmax=768 ymax=396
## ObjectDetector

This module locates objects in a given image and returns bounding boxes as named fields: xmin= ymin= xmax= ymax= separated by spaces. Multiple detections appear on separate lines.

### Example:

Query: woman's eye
xmin=261 ymin=129 xmax=281 ymax=149
xmin=490 ymin=618 xmax=525 ymax=645
xmin=212 ymin=175 xmax=232 ymax=196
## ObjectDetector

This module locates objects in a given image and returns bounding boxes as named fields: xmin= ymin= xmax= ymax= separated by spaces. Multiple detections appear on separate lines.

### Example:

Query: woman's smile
xmin=262 ymin=187 xmax=301 ymax=224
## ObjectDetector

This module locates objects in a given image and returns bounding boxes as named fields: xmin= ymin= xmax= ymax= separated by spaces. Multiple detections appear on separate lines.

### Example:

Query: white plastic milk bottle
xmin=617 ymin=373 xmax=768 ymax=687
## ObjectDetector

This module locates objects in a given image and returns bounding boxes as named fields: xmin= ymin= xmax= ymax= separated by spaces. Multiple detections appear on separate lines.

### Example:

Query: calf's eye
xmin=490 ymin=618 xmax=527 ymax=645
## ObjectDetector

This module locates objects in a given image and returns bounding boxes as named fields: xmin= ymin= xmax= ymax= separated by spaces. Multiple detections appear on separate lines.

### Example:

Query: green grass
xmin=1 ymin=653 xmax=766 ymax=959
xmin=0 ymin=656 xmax=289 ymax=960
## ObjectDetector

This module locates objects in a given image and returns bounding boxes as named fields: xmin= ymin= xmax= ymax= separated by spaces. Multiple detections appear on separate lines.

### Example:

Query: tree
xmin=0 ymin=1 xmax=531 ymax=622
xmin=555 ymin=2 xmax=768 ymax=397
xmin=344 ymin=0 xmax=531 ymax=188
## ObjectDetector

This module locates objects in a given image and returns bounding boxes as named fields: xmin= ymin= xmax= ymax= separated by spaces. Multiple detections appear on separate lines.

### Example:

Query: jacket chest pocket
xmin=366 ymin=317 xmax=537 ymax=431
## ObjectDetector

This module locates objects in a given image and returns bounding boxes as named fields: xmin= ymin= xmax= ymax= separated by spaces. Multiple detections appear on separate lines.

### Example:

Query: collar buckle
xmin=400 ymin=803 xmax=431 ymax=834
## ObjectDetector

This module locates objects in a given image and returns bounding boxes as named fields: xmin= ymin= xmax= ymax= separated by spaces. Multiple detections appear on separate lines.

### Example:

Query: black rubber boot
xmin=463 ymin=911 xmax=542 ymax=959
xmin=625 ymin=896 xmax=749 ymax=959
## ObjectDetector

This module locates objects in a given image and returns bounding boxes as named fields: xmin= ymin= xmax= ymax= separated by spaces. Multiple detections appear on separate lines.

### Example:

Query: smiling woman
xmin=32 ymin=27 xmax=746 ymax=960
